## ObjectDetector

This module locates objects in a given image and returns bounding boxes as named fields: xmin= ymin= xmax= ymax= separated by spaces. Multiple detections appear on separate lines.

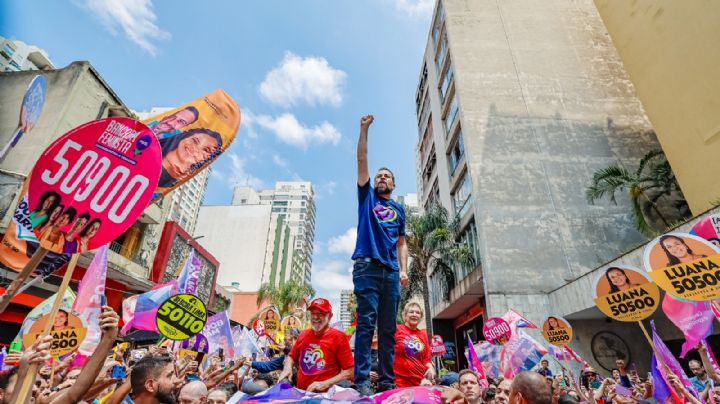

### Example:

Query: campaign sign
xmin=0 ymin=118 xmax=162 ymax=275
xmin=482 ymin=317 xmax=511 ymax=346
xmin=691 ymin=214 xmax=720 ymax=247
xmin=18 ymin=75 xmax=46 ymax=136
xmin=156 ymin=294 xmax=207 ymax=341
xmin=542 ymin=317 xmax=572 ymax=347
xmin=643 ymin=232 xmax=720 ymax=301
xmin=593 ymin=265 xmax=660 ymax=322
xmin=23 ymin=311 xmax=87 ymax=358
xmin=29 ymin=118 xmax=162 ymax=250
xmin=252 ymin=319 xmax=267 ymax=337
xmin=430 ymin=335 xmax=447 ymax=357
xmin=281 ymin=315 xmax=303 ymax=333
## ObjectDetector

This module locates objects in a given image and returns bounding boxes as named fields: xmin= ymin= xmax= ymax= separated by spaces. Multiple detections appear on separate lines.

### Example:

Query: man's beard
xmin=311 ymin=319 xmax=329 ymax=332
xmin=155 ymin=386 xmax=177 ymax=404
xmin=376 ymin=184 xmax=392 ymax=196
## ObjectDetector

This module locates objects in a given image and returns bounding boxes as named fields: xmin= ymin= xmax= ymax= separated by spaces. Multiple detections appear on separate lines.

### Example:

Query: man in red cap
xmin=277 ymin=298 xmax=354 ymax=392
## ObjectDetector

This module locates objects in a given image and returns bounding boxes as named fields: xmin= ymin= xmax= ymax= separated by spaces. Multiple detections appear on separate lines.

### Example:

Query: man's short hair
xmin=254 ymin=373 xmax=276 ymax=387
xmin=376 ymin=167 xmax=395 ymax=182
xmin=510 ymin=371 xmax=552 ymax=404
xmin=689 ymin=359 xmax=703 ymax=368
xmin=0 ymin=368 xmax=18 ymax=390
xmin=458 ymin=369 xmax=480 ymax=383
xmin=130 ymin=355 xmax=172 ymax=396
xmin=184 ymin=106 xmax=200 ymax=121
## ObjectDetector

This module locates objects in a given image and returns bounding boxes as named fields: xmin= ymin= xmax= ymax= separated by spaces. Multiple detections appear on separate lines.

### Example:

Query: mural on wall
xmin=161 ymin=233 xmax=218 ymax=307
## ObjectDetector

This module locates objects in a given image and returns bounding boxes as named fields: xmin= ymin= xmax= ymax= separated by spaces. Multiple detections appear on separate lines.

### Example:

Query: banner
xmin=177 ymin=249 xmax=201 ymax=295
xmin=0 ymin=118 xmax=162 ymax=275
xmin=142 ymin=89 xmax=240 ymax=200
xmin=233 ymin=326 xmax=260 ymax=358
xmin=72 ymin=245 xmax=108 ymax=357
xmin=691 ymin=216 xmax=720 ymax=321
xmin=500 ymin=330 xmax=547 ymax=378
xmin=203 ymin=311 xmax=235 ymax=358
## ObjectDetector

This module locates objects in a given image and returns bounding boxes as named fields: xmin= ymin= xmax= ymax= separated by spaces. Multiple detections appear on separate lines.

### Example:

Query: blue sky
xmin=2 ymin=0 xmax=432 ymax=312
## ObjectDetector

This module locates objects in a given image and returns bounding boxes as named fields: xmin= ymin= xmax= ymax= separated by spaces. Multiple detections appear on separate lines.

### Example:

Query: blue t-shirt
xmin=351 ymin=181 xmax=406 ymax=270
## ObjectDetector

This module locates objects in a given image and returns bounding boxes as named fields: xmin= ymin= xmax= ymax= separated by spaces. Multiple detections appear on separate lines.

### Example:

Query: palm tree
xmin=404 ymin=202 xmax=475 ymax=339
xmin=256 ymin=280 xmax=316 ymax=317
xmin=586 ymin=150 xmax=690 ymax=236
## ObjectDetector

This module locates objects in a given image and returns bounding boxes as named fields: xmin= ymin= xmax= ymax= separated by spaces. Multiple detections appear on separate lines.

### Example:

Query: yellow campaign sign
xmin=156 ymin=294 xmax=207 ymax=341
xmin=22 ymin=312 xmax=87 ymax=358
xmin=643 ymin=233 xmax=720 ymax=301
xmin=541 ymin=316 xmax=572 ymax=347
xmin=593 ymin=265 xmax=660 ymax=322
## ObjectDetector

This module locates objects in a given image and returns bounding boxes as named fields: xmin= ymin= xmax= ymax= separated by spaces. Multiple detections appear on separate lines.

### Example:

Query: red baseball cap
xmin=308 ymin=298 xmax=332 ymax=314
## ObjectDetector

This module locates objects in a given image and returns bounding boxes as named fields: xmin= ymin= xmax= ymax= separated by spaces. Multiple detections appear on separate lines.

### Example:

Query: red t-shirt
xmin=289 ymin=327 xmax=354 ymax=391
xmin=393 ymin=324 xmax=432 ymax=388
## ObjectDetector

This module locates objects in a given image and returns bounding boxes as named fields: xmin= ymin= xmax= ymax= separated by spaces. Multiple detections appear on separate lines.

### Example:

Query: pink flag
xmin=466 ymin=336 xmax=489 ymax=388
xmin=121 ymin=280 xmax=178 ymax=335
xmin=72 ymin=246 xmax=108 ymax=357
xmin=502 ymin=309 xmax=537 ymax=329
xmin=661 ymin=294 xmax=714 ymax=357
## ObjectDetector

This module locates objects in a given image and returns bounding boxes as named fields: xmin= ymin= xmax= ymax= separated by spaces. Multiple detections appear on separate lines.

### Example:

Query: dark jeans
xmin=353 ymin=258 xmax=400 ymax=388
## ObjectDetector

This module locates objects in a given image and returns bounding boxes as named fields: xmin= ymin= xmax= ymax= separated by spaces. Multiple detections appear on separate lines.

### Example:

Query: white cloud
xmin=241 ymin=108 xmax=258 ymax=139
xmin=327 ymin=227 xmax=357 ymax=256
xmin=227 ymin=153 xmax=264 ymax=189
xmin=311 ymin=260 xmax=354 ymax=317
xmin=272 ymin=154 xmax=288 ymax=168
xmin=392 ymin=0 xmax=434 ymax=18
xmin=79 ymin=0 xmax=169 ymax=56
xmin=259 ymin=52 xmax=347 ymax=107
xmin=256 ymin=113 xmax=341 ymax=150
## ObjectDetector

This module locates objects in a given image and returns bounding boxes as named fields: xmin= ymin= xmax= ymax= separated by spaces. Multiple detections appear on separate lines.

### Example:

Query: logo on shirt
xmin=403 ymin=336 xmax=425 ymax=358
xmin=300 ymin=344 xmax=326 ymax=375
xmin=373 ymin=203 xmax=398 ymax=223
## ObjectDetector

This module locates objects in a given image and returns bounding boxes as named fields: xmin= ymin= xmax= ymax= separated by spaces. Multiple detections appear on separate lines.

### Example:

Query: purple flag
xmin=178 ymin=249 xmax=201 ymax=295
xmin=651 ymin=320 xmax=700 ymax=400
xmin=72 ymin=245 xmax=108 ymax=357
xmin=466 ymin=336 xmax=489 ymax=388
xmin=661 ymin=294 xmax=714 ymax=357
xmin=203 ymin=312 xmax=235 ymax=358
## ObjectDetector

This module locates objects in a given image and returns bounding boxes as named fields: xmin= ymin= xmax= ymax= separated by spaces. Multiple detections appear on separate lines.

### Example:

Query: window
xmin=444 ymin=94 xmax=458 ymax=135
xmin=436 ymin=35 xmax=447 ymax=71
xmin=439 ymin=61 xmax=454 ymax=102
xmin=417 ymin=91 xmax=430 ymax=133
xmin=432 ymin=1 xmax=445 ymax=46
xmin=240 ymin=199 xmax=247 ymax=204
xmin=452 ymin=171 xmax=471 ymax=218
xmin=447 ymin=128 xmax=465 ymax=177
xmin=456 ymin=219 xmax=480 ymax=280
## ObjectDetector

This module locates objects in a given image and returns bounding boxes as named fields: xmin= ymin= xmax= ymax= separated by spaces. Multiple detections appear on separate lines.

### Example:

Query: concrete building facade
xmin=415 ymin=0 xmax=664 ymax=366
xmin=233 ymin=182 xmax=316 ymax=285
xmin=0 ymin=36 xmax=54 ymax=72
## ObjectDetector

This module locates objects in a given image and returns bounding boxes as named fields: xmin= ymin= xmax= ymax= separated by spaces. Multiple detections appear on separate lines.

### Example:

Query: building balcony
xmin=429 ymin=264 xmax=484 ymax=321
xmin=137 ymin=202 xmax=163 ymax=224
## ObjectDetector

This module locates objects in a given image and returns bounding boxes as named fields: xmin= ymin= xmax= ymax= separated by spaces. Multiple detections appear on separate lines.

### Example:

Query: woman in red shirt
xmin=393 ymin=299 xmax=436 ymax=387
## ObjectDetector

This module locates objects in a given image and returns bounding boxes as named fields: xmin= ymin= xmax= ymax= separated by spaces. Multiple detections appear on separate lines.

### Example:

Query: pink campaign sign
xmin=430 ymin=335 xmax=446 ymax=357
xmin=483 ymin=317 xmax=512 ymax=346
xmin=28 ymin=118 xmax=161 ymax=252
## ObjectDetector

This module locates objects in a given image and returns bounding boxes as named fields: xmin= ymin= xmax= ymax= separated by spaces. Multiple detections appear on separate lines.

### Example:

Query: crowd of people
xmin=2 ymin=294 xmax=720 ymax=403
